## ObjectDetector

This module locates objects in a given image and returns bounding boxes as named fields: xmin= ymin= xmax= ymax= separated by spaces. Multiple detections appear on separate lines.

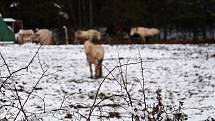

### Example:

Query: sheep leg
xmin=74 ymin=37 xmax=79 ymax=44
xmin=95 ymin=61 xmax=102 ymax=79
xmin=95 ymin=63 xmax=100 ymax=79
xmin=156 ymin=34 xmax=160 ymax=41
xmin=99 ymin=60 xmax=103 ymax=78
xmin=89 ymin=63 xmax=93 ymax=78
xmin=99 ymin=63 xmax=102 ymax=77
xmin=141 ymin=36 xmax=146 ymax=43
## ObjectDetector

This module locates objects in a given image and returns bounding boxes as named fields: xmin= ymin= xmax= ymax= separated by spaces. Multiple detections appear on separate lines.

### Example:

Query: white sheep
xmin=34 ymin=29 xmax=55 ymax=45
xmin=130 ymin=27 xmax=160 ymax=42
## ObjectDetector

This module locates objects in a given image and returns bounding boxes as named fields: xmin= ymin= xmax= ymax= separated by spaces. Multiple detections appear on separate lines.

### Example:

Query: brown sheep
xmin=74 ymin=30 xmax=89 ymax=44
xmin=84 ymin=38 xmax=104 ymax=79
xmin=16 ymin=30 xmax=34 ymax=44
xmin=74 ymin=29 xmax=101 ymax=44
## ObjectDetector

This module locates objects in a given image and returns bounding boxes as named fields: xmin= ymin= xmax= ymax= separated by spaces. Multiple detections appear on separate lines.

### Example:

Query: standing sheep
xmin=130 ymin=27 xmax=160 ymax=42
xmin=34 ymin=29 xmax=55 ymax=45
xmin=74 ymin=29 xmax=101 ymax=44
xmin=84 ymin=38 xmax=104 ymax=79
xmin=74 ymin=30 xmax=89 ymax=44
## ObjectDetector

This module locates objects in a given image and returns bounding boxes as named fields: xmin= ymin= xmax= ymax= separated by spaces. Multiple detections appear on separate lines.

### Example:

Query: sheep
xmin=74 ymin=29 xmax=101 ymax=44
xmin=16 ymin=29 xmax=34 ymax=44
xmin=146 ymin=28 xmax=160 ymax=40
xmin=74 ymin=30 xmax=89 ymax=44
xmin=84 ymin=38 xmax=104 ymax=79
xmin=34 ymin=29 xmax=55 ymax=45
xmin=130 ymin=27 xmax=160 ymax=42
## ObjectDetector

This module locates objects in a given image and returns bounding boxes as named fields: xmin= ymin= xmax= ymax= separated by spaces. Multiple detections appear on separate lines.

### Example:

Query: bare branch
xmin=14 ymin=84 xmax=28 ymax=121
xmin=0 ymin=45 xmax=42 ymax=90
xmin=14 ymin=69 xmax=47 ymax=120
xmin=0 ymin=52 xmax=11 ymax=75
xmin=87 ymin=60 xmax=142 ymax=120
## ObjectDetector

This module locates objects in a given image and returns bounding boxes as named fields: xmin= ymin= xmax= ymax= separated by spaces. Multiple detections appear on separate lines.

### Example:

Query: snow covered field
xmin=0 ymin=44 xmax=215 ymax=121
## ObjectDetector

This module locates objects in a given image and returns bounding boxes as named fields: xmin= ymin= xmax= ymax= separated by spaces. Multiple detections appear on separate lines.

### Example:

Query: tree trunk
xmin=193 ymin=26 xmax=198 ymax=41
xmin=78 ymin=0 xmax=82 ymax=28
xmin=163 ymin=26 xmax=167 ymax=40
xmin=202 ymin=25 xmax=207 ymax=40
xmin=89 ymin=0 xmax=93 ymax=28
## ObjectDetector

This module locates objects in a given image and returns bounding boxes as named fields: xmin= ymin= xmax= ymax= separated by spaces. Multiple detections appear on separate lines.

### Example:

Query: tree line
xmin=1 ymin=0 xmax=215 ymax=40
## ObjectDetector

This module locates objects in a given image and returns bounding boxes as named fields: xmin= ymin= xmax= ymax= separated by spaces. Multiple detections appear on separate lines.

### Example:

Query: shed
xmin=0 ymin=16 xmax=15 ymax=43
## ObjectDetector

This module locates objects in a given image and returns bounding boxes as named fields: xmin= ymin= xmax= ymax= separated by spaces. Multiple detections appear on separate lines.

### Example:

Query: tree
xmin=0 ymin=0 xmax=15 ymax=17
xmin=11 ymin=0 xmax=63 ymax=29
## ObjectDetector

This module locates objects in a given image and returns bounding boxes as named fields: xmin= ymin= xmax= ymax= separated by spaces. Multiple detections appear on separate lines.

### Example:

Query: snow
xmin=3 ymin=18 xmax=16 ymax=22
xmin=10 ymin=2 xmax=18 ymax=8
xmin=53 ymin=3 xmax=61 ymax=9
xmin=0 ymin=43 xmax=215 ymax=121
xmin=58 ymin=11 xmax=69 ymax=20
